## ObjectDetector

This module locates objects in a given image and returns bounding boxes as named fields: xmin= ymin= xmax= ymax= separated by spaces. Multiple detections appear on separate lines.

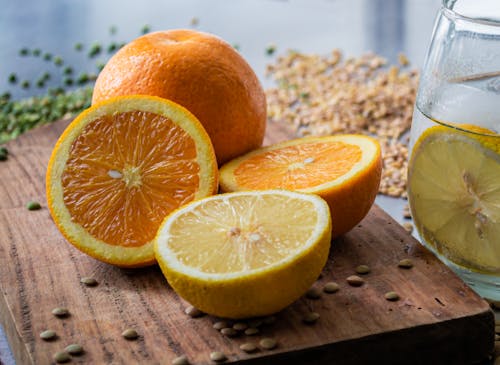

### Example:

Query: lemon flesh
xmin=154 ymin=190 xmax=332 ymax=318
xmin=408 ymin=127 xmax=500 ymax=274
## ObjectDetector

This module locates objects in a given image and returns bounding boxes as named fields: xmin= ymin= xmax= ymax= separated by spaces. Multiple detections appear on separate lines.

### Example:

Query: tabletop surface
xmin=2 ymin=1 xmax=480 ymax=364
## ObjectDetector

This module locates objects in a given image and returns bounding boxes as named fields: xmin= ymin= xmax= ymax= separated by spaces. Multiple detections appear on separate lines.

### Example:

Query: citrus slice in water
xmin=46 ymin=95 xmax=218 ymax=267
xmin=154 ymin=190 xmax=332 ymax=318
xmin=408 ymin=125 xmax=500 ymax=273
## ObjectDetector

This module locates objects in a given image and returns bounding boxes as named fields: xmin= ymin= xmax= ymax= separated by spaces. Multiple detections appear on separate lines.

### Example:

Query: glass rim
xmin=442 ymin=0 xmax=500 ymax=27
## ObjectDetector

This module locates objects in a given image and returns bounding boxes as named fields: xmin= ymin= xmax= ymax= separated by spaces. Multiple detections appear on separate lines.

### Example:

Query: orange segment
xmin=233 ymin=142 xmax=362 ymax=189
xmin=219 ymin=135 xmax=382 ymax=238
xmin=47 ymin=95 xmax=218 ymax=267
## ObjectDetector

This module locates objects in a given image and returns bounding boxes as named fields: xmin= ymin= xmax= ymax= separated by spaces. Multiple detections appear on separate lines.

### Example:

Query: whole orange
xmin=92 ymin=29 xmax=267 ymax=165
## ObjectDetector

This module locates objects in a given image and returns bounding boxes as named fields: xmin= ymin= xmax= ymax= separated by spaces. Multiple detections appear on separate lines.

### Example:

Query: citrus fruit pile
xmin=408 ymin=124 xmax=500 ymax=274
xmin=46 ymin=29 xmax=382 ymax=318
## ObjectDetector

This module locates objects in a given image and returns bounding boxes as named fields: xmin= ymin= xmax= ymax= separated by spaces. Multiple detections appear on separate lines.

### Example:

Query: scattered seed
xmin=323 ymin=282 xmax=340 ymax=293
xmin=33 ymin=48 xmax=41 ymax=57
xmin=21 ymin=80 xmax=30 ymax=89
xmin=65 ymin=343 xmax=84 ymax=355
xmin=8 ymin=73 xmax=17 ymax=84
xmin=398 ymin=258 xmax=414 ymax=269
xmin=80 ymin=276 xmax=98 ymax=286
xmin=43 ymin=52 xmax=52 ymax=61
xmin=172 ymin=355 xmax=189 ymax=365
xmin=184 ymin=305 xmax=204 ymax=318
xmin=384 ymin=291 xmax=400 ymax=301
xmin=346 ymin=275 xmax=365 ymax=287
xmin=88 ymin=43 xmax=102 ymax=58
xmin=233 ymin=322 xmax=248 ymax=331
xmin=212 ymin=321 xmax=228 ymax=330
xmin=19 ymin=48 xmax=30 ymax=56
xmin=141 ymin=24 xmax=151 ymax=34
xmin=402 ymin=222 xmax=414 ymax=233
xmin=54 ymin=56 xmax=64 ymax=66
xmin=240 ymin=342 xmax=258 ymax=353
xmin=122 ymin=328 xmax=139 ymax=340
xmin=210 ymin=351 xmax=227 ymax=362
xmin=398 ymin=53 xmax=410 ymax=67
xmin=26 ymin=201 xmax=41 ymax=211
xmin=76 ymin=73 xmax=89 ymax=85
xmin=190 ymin=17 xmax=199 ymax=26
xmin=302 ymin=312 xmax=320 ymax=324
xmin=74 ymin=43 xmax=83 ymax=51
xmin=262 ymin=316 xmax=276 ymax=325
xmin=107 ymin=42 xmax=119 ymax=53
xmin=244 ymin=327 xmax=259 ymax=336
xmin=53 ymin=351 xmax=71 ymax=363
xmin=109 ymin=25 xmax=118 ymax=35
xmin=266 ymin=44 xmax=276 ymax=56
xmin=40 ymin=330 xmax=57 ymax=341
xmin=52 ymin=307 xmax=70 ymax=318
xmin=220 ymin=327 xmax=238 ymax=337
xmin=305 ymin=286 xmax=322 ymax=299
xmin=259 ymin=337 xmax=277 ymax=350
xmin=0 ymin=146 xmax=8 ymax=155
xmin=355 ymin=264 xmax=371 ymax=275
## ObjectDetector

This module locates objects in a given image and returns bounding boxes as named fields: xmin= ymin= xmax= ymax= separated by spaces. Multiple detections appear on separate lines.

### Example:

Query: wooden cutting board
xmin=0 ymin=119 xmax=494 ymax=365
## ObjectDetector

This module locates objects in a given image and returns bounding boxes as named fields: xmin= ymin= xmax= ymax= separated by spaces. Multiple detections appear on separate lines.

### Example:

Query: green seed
xmin=259 ymin=337 xmax=277 ymax=350
xmin=54 ymin=56 xmax=64 ymax=66
xmin=43 ymin=53 xmax=52 ymax=61
xmin=299 ymin=91 xmax=310 ymax=99
xmin=64 ymin=78 xmax=74 ymax=87
xmin=384 ymin=291 xmax=400 ymax=301
xmin=64 ymin=343 xmax=84 ymax=355
xmin=266 ymin=44 xmax=276 ymax=55
xmin=212 ymin=321 xmax=228 ymax=330
xmin=88 ymin=43 xmax=102 ymax=58
xmin=40 ymin=329 xmax=57 ymax=341
xmin=305 ymin=286 xmax=321 ymax=299
xmin=233 ymin=44 xmax=240 ymax=51
xmin=302 ymin=312 xmax=320 ymax=324
xmin=398 ymin=258 xmax=413 ymax=269
xmin=323 ymin=282 xmax=340 ymax=293
xmin=80 ymin=277 xmax=98 ymax=286
xmin=0 ymin=147 xmax=8 ymax=155
xmin=233 ymin=322 xmax=248 ymax=331
xmin=52 ymin=307 xmax=70 ymax=318
xmin=1 ymin=92 xmax=11 ymax=101
xmin=76 ymin=73 xmax=89 ymax=85
xmin=244 ymin=327 xmax=259 ymax=336
xmin=109 ymin=25 xmax=118 ymax=35
xmin=0 ymin=152 xmax=7 ymax=161
xmin=346 ymin=275 xmax=365 ymax=287
xmin=184 ymin=305 xmax=204 ymax=318
xmin=19 ymin=48 xmax=30 ymax=56
xmin=42 ymin=71 xmax=51 ymax=81
xmin=122 ymin=328 xmax=139 ymax=340
xmin=21 ymin=80 xmax=30 ymax=89
xmin=172 ymin=355 xmax=189 ymax=365
xmin=8 ymin=73 xmax=17 ymax=84
xmin=220 ymin=328 xmax=238 ymax=337
xmin=107 ymin=43 xmax=118 ymax=53
xmin=63 ymin=66 xmax=73 ymax=75
xmin=36 ymin=79 xmax=45 ymax=88
xmin=74 ymin=43 xmax=83 ymax=51
xmin=53 ymin=351 xmax=71 ymax=363
xmin=239 ymin=342 xmax=257 ymax=353
xmin=33 ymin=48 xmax=41 ymax=57
xmin=210 ymin=351 xmax=227 ymax=362
xmin=27 ymin=201 xmax=41 ymax=211
xmin=141 ymin=24 xmax=151 ymax=34
xmin=355 ymin=264 xmax=371 ymax=274
xmin=96 ymin=62 xmax=106 ymax=72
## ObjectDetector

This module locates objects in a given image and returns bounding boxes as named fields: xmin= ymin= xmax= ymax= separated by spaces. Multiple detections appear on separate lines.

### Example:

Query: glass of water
xmin=407 ymin=0 xmax=500 ymax=300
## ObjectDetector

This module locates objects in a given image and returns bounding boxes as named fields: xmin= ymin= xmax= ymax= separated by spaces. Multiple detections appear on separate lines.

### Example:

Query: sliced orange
xmin=219 ymin=135 xmax=382 ymax=237
xmin=46 ymin=95 xmax=218 ymax=267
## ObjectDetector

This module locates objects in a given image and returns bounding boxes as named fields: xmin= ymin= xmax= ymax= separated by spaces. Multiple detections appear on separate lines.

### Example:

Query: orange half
xmin=219 ymin=135 xmax=382 ymax=237
xmin=46 ymin=95 xmax=218 ymax=267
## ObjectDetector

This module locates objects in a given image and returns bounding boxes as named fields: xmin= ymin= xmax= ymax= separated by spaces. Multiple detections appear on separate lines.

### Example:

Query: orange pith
xmin=233 ymin=142 xmax=362 ymax=189
xmin=61 ymin=111 xmax=199 ymax=248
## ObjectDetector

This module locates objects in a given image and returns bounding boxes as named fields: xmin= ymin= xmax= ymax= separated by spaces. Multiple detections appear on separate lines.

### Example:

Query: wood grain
xmin=0 ymin=119 xmax=494 ymax=364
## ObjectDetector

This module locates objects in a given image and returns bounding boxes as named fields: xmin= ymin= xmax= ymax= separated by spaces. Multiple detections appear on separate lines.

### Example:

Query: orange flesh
xmin=233 ymin=141 xmax=362 ymax=189
xmin=61 ymin=111 xmax=200 ymax=247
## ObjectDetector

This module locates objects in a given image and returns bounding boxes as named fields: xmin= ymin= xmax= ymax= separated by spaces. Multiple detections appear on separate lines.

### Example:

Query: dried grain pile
xmin=265 ymin=50 xmax=419 ymax=198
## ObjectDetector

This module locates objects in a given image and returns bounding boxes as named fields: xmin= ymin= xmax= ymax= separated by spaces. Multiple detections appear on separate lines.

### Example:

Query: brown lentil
xmin=384 ymin=291 xmax=400 ymax=301
xmin=240 ymin=342 xmax=258 ymax=353
xmin=172 ymin=355 xmax=190 ymax=365
xmin=53 ymin=351 xmax=71 ymax=363
xmin=244 ymin=327 xmax=259 ymax=336
xmin=305 ymin=286 xmax=322 ymax=299
xmin=402 ymin=222 xmax=414 ymax=234
xmin=213 ymin=321 xmax=228 ymax=330
xmin=398 ymin=258 xmax=414 ymax=269
xmin=64 ymin=343 xmax=84 ymax=355
xmin=259 ymin=337 xmax=278 ymax=350
xmin=302 ymin=312 xmax=320 ymax=324
xmin=122 ymin=328 xmax=139 ymax=340
xmin=323 ymin=282 xmax=340 ymax=293
xmin=184 ymin=305 xmax=204 ymax=318
xmin=355 ymin=264 xmax=371 ymax=275
xmin=346 ymin=275 xmax=365 ymax=287
xmin=80 ymin=277 xmax=98 ymax=286
xmin=265 ymin=50 xmax=418 ymax=198
xmin=52 ymin=307 xmax=70 ymax=318
xmin=40 ymin=330 xmax=57 ymax=341
xmin=210 ymin=351 xmax=227 ymax=362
